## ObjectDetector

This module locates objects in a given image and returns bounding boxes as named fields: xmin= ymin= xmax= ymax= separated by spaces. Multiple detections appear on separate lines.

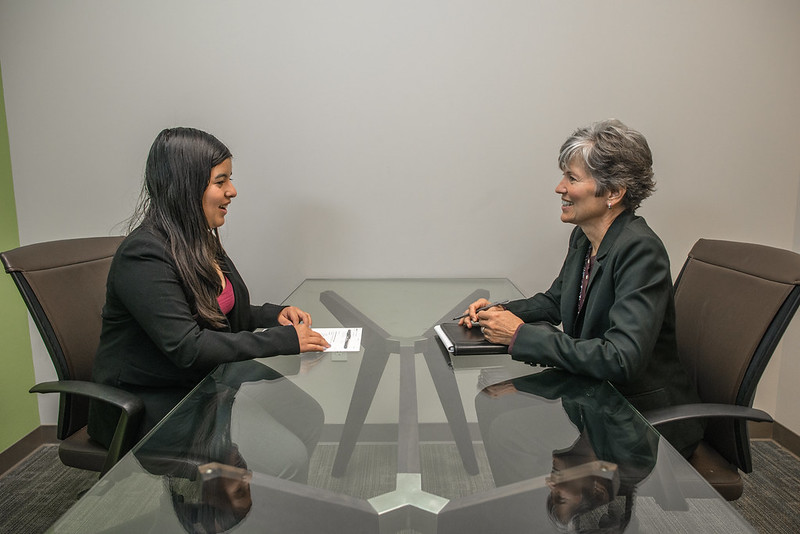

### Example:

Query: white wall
xmin=1 ymin=1 xmax=799 ymax=431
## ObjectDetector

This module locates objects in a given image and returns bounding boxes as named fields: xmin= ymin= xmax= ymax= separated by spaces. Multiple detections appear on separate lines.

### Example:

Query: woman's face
xmin=548 ymin=454 xmax=587 ymax=522
xmin=555 ymin=160 xmax=608 ymax=229
xmin=202 ymin=158 xmax=236 ymax=229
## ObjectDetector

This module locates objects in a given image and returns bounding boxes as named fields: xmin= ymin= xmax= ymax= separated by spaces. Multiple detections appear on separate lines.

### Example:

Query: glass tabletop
xmin=50 ymin=279 xmax=754 ymax=533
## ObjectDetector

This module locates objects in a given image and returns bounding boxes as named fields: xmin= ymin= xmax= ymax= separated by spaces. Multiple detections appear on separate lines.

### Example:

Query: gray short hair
xmin=558 ymin=119 xmax=655 ymax=212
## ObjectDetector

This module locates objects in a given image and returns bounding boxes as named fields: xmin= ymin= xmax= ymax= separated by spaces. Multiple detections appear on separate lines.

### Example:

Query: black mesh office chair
xmin=645 ymin=239 xmax=800 ymax=500
xmin=1 ymin=236 xmax=143 ymax=476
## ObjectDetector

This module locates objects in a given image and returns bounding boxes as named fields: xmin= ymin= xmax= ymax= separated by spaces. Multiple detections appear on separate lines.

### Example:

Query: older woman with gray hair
xmin=460 ymin=119 xmax=703 ymax=457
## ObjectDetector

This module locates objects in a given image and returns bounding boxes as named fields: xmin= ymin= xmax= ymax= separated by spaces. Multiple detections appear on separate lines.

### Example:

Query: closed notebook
xmin=434 ymin=322 xmax=509 ymax=356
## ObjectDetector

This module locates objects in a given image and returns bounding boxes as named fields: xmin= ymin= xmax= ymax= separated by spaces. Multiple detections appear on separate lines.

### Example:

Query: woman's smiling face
xmin=555 ymin=159 xmax=608 ymax=229
xmin=202 ymin=158 xmax=236 ymax=229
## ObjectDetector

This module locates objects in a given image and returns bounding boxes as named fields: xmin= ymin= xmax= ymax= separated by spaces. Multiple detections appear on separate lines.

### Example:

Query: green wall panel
xmin=0 ymin=63 xmax=40 ymax=453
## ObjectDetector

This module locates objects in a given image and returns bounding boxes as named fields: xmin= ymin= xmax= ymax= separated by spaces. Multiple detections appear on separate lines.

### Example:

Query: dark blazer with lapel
xmin=88 ymin=226 xmax=300 ymax=447
xmin=505 ymin=211 xmax=703 ymax=455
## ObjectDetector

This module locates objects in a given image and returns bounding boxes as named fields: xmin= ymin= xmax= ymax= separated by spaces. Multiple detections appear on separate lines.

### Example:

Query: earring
xmin=607 ymin=201 xmax=612 ymax=209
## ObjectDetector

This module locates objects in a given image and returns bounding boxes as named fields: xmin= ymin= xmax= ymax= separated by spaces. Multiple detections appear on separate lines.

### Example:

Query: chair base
xmin=689 ymin=441 xmax=743 ymax=501
xmin=58 ymin=426 xmax=109 ymax=473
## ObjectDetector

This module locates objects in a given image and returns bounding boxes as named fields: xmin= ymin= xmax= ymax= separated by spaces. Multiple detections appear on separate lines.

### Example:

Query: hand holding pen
xmin=457 ymin=298 xmax=522 ymax=344
xmin=455 ymin=299 xmax=510 ymax=326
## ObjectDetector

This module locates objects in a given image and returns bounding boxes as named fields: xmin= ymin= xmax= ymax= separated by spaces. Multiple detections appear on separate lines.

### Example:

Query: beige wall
xmin=1 ymin=1 xmax=799 ymax=433
xmin=768 ymin=184 xmax=800 ymax=433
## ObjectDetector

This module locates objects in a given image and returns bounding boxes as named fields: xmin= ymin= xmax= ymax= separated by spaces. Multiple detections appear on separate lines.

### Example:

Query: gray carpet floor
xmin=731 ymin=440 xmax=800 ymax=532
xmin=0 ymin=440 xmax=797 ymax=533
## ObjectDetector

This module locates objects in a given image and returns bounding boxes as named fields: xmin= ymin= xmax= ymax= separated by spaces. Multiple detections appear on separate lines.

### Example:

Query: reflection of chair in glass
xmin=319 ymin=289 xmax=488 ymax=478
xmin=1 ymin=237 xmax=143 ymax=475
xmin=644 ymin=239 xmax=800 ymax=500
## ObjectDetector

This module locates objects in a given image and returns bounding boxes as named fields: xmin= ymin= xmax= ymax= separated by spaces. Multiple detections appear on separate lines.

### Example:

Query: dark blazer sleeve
xmin=105 ymin=231 xmax=300 ymax=375
xmin=508 ymin=219 xmax=672 ymax=385
xmin=503 ymin=270 xmax=564 ymax=325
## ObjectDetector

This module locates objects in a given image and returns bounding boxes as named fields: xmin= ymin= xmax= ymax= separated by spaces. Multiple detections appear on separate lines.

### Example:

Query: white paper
xmin=314 ymin=327 xmax=362 ymax=352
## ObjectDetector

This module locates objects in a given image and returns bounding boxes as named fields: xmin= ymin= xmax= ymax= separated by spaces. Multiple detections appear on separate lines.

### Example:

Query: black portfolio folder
xmin=435 ymin=322 xmax=509 ymax=356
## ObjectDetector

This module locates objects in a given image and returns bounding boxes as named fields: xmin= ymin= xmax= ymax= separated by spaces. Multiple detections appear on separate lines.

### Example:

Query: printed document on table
xmin=314 ymin=328 xmax=362 ymax=352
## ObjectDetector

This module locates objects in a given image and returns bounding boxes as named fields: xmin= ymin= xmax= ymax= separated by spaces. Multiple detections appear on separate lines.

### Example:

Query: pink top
xmin=218 ymin=276 xmax=235 ymax=315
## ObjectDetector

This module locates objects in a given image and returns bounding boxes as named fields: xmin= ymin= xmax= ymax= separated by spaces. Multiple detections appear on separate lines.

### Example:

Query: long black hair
xmin=131 ymin=127 xmax=233 ymax=328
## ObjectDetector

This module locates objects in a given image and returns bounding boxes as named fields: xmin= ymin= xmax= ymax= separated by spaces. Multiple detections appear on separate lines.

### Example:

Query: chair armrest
xmin=643 ymin=403 xmax=773 ymax=427
xmin=30 ymin=380 xmax=144 ymax=475
xmin=30 ymin=380 xmax=143 ymax=415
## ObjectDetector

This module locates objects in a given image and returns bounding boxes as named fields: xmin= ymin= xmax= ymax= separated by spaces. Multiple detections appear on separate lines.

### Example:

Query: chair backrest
xmin=674 ymin=238 xmax=800 ymax=471
xmin=1 ymin=236 xmax=124 ymax=438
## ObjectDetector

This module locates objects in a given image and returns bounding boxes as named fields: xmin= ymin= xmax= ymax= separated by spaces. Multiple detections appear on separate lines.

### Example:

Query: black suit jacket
xmin=88 ymin=227 xmax=300 ymax=446
xmin=505 ymin=212 xmax=703 ymax=456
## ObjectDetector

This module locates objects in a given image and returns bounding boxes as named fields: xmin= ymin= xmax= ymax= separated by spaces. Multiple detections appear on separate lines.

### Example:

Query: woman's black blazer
xmin=88 ymin=227 xmax=299 ymax=446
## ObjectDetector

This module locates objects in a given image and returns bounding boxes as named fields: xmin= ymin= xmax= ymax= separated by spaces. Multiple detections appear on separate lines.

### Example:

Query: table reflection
xmin=475 ymin=369 xmax=658 ymax=532
xmin=133 ymin=361 xmax=323 ymax=533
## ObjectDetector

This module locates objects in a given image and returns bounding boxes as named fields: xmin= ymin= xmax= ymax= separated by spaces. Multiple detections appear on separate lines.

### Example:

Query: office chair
xmin=644 ymin=238 xmax=800 ymax=500
xmin=1 ymin=236 xmax=143 ymax=476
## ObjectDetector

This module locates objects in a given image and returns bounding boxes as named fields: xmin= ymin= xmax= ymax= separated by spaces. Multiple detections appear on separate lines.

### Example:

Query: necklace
xmin=578 ymin=248 xmax=594 ymax=313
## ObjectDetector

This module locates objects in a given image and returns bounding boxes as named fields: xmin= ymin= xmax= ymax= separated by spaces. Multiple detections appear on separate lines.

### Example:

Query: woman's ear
xmin=607 ymin=187 xmax=627 ymax=209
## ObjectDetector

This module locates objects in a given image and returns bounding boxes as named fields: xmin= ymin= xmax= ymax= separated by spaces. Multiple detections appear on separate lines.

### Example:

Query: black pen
xmin=344 ymin=329 xmax=351 ymax=348
xmin=451 ymin=300 xmax=510 ymax=321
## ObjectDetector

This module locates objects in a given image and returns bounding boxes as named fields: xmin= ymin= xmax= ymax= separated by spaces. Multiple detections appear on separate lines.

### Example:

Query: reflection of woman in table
xmin=88 ymin=127 xmax=329 ymax=446
xmin=461 ymin=120 xmax=702 ymax=457
xmin=136 ymin=360 xmax=324 ymax=533
xmin=476 ymin=369 xmax=658 ymax=532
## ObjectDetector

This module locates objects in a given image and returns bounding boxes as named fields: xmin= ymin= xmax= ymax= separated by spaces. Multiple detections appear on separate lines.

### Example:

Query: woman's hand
xmin=294 ymin=324 xmax=330 ymax=353
xmin=458 ymin=298 xmax=493 ymax=328
xmin=476 ymin=309 xmax=523 ymax=345
xmin=278 ymin=306 xmax=312 ymax=326
xmin=483 ymin=380 xmax=518 ymax=398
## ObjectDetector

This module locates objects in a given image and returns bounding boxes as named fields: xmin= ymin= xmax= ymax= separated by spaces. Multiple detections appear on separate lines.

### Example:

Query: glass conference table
xmin=51 ymin=279 xmax=754 ymax=533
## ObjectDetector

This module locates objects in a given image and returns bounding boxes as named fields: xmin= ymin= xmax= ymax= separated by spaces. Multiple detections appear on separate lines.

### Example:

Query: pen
xmin=451 ymin=300 xmax=510 ymax=321
xmin=344 ymin=329 xmax=351 ymax=348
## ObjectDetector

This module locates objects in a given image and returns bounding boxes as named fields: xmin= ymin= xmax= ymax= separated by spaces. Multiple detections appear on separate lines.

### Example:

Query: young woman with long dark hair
xmin=88 ymin=127 xmax=328 ymax=446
